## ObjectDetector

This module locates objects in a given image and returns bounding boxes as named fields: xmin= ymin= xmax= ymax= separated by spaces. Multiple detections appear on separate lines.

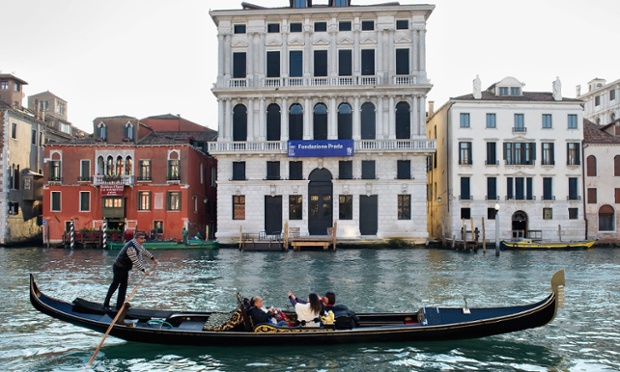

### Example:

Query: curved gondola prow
xmin=550 ymin=269 xmax=565 ymax=308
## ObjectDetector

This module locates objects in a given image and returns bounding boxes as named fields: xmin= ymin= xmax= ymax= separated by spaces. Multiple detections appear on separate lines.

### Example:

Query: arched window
xmin=586 ymin=155 xmax=597 ymax=177
xmin=313 ymin=103 xmax=328 ymax=140
xmin=125 ymin=156 xmax=133 ymax=175
xmin=115 ymin=156 xmax=124 ymax=175
xmin=125 ymin=122 xmax=134 ymax=140
xmin=395 ymin=101 xmax=411 ymax=139
xmin=599 ymin=205 xmax=615 ymax=231
xmin=106 ymin=156 xmax=114 ymax=175
xmin=361 ymin=102 xmax=376 ymax=139
xmin=337 ymin=102 xmax=352 ymax=139
xmin=233 ymin=104 xmax=247 ymax=141
xmin=266 ymin=104 xmax=281 ymax=141
xmin=97 ymin=123 xmax=107 ymax=140
xmin=168 ymin=151 xmax=180 ymax=180
xmin=97 ymin=156 xmax=105 ymax=175
xmin=289 ymin=103 xmax=303 ymax=140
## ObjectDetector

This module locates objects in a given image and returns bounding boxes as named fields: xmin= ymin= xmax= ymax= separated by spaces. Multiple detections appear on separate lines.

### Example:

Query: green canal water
xmin=1 ymin=246 xmax=619 ymax=371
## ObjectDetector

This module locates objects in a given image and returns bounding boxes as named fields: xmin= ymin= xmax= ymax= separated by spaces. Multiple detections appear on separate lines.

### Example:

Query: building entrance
xmin=308 ymin=169 xmax=333 ymax=235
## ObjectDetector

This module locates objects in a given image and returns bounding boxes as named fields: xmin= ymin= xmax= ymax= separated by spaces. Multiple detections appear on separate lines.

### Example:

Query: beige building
xmin=0 ymin=74 xmax=45 ymax=245
xmin=28 ymin=91 xmax=86 ymax=141
xmin=583 ymin=119 xmax=620 ymax=242
xmin=578 ymin=78 xmax=620 ymax=125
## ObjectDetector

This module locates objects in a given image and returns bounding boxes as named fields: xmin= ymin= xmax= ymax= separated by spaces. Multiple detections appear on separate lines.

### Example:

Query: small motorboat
xmin=500 ymin=239 xmax=596 ymax=250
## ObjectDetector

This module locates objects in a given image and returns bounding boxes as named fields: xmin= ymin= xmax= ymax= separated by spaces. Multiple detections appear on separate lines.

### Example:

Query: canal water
xmin=1 ymin=246 xmax=619 ymax=371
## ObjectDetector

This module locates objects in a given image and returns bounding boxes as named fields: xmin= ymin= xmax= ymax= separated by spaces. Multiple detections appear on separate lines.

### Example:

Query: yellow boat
xmin=500 ymin=239 xmax=596 ymax=250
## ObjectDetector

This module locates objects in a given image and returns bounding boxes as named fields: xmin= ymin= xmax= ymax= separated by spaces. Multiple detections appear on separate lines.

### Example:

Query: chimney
xmin=428 ymin=101 xmax=435 ymax=117
xmin=576 ymin=85 xmax=581 ymax=97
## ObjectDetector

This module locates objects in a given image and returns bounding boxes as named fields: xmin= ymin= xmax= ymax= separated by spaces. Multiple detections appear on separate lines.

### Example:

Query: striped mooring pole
xmin=102 ymin=218 xmax=107 ymax=250
xmin=70 ymin=219 xmax=75 ymax=249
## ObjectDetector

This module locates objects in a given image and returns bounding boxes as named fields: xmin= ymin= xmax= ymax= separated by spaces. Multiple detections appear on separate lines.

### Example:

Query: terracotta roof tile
xmin=583 ymin=119 xmax=620 ymax=144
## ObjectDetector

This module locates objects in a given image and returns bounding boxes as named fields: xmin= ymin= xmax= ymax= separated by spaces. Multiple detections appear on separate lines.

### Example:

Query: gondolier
xmin=103 ymin=232 xmax=158 ymax=311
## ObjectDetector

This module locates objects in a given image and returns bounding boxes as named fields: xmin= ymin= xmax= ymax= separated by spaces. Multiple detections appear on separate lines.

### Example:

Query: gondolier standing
xmin=103 ymin=232 xmax=158 ymax=311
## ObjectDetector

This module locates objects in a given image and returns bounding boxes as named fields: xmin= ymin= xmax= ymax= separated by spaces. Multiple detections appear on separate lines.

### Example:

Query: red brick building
xmin=43 ymin=114 xmax=218 ymax=246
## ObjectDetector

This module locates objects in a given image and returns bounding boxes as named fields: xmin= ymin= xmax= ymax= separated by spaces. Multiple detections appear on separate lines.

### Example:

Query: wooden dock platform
xmin=290 ymin=237 xmax=333 ymax=250
xmin=238 ymin=231 xmax=285 ymax=251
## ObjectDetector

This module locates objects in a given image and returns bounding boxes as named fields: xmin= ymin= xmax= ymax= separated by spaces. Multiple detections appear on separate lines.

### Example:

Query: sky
xmin=1 ymin=0 xmax=618 ymax=133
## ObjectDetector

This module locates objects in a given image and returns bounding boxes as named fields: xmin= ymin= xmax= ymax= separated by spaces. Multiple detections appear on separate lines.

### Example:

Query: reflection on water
xmin=1 ymin=247 xmax=620 ymax=371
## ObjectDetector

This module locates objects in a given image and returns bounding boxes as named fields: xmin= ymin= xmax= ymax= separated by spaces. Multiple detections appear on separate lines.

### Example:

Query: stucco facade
xmin=0 ymin=74 xmax=45 ymax=245
xmin=42 ymin=116 xmax=218 ymax=246
xmin=578 ymin=78 xmax=620 ymax=125
xmin=583 ymin=121 xmax=620 ymax=242
xmin=427 ymin=76 xmax=586 ymax=243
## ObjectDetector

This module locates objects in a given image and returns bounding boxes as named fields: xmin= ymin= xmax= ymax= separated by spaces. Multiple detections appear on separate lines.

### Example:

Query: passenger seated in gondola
xmin=321 ymin=291 xmax=359 ymax=328
xmin=288 ymin=291 xmax=324 ymax=327
xmin=247 ymin=296 xmax=287 ymax=327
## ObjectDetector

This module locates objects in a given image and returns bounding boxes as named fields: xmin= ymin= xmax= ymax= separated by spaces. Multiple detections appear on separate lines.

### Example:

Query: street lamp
xmin=494 ymin=203 xmax=500 ymax=257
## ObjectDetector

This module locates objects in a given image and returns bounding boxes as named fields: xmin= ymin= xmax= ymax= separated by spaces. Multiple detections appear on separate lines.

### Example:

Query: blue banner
xmin=288 ymin=140 xmax=354 ymax=158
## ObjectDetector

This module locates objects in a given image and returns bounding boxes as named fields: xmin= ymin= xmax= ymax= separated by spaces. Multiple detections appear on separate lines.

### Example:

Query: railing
xmin=219 ymin=75 xmax=426 ymax=89
xmin=208 ymin=139 xmax=436 ymax=155
xmin=93 ymin=175 xmax=134 ymax=186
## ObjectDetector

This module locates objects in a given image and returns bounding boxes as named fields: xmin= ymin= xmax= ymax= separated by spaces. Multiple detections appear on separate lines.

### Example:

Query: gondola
xmin=29 ymin=269 xmax=564 ymax=346
xmin=500 ymin=239 xmax=596 ymax=250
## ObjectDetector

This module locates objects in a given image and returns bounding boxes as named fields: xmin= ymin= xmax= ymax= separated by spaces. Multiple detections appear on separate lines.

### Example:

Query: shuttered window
xmin=314 ymin=50 xmax=328 ymax=77
xmin=587 ymin=188 xmax=597 ymax=204
xmin=361 ymin=49 xmax=375 ymax=76
xmin=338 ymin=50 xmax=352 ymax=76
xmin=233 ymin=52 xmax=246 ymax=78
xmin=266 ymin=51 xmax=280 ymax=77
xmin=395 ymin=49 xmax=409 ymax=75
xmin=289 ymin=51 xmax=303 ymax=77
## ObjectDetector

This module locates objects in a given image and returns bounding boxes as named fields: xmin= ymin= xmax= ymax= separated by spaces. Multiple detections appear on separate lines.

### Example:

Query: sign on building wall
xmin=154 ymin=193 xmax=164 ymax=210
xmin=100 ymin=185 xmax=124 ymax=196
xmin=288 ymin=140 xmax=354 ymax=157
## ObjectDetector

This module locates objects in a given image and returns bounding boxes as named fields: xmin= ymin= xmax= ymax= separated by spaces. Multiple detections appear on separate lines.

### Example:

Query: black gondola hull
xmin=29 ymin=272 xmax=562 ymax=346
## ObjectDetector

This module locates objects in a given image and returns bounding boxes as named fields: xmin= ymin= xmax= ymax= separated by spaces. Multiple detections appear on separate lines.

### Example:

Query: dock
xmin=238 ymin=230 xmax=285 ymax=251
xmin=284 ymin=222 xmax=337 ymax=250
xmin=238 ymin=221 xmax=338 ymax=251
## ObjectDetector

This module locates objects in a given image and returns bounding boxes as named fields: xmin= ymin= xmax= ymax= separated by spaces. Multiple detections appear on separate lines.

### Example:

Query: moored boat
xmin=107 ymin=240 xmax=219 ymax=250
xmin=29 ymin=269 xmax=565 ymax=346
xmin=500 ymin=239 xmax=596 ymax=250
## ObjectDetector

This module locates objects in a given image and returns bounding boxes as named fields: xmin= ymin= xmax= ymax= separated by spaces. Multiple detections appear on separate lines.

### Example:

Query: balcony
xmin=208 ymin=139 xmax=436 ymax=156
xmin=512 ymin=126 xmax=527 ymax=133
xmin=94 ymin=174 xmax=134 ymax=186
xmin=220 ymin=75 xmax=424 ymax=90
xmin=167 ymin=174 xmax=181 ymax=183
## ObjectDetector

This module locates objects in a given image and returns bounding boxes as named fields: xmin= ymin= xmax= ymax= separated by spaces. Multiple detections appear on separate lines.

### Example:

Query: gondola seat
xmin=202 ymin=308 xmax=245 ymax=331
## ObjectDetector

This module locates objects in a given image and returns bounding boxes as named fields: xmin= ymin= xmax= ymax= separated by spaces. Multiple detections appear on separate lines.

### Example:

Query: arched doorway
xmin=511 ymin=210 xmax=528 ymax=239
xmin=308 ymin=168 xmax=333 ymax=235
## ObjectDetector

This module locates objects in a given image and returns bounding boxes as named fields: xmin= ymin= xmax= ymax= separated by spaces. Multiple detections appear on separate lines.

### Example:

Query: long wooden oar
xmin=87 ymin=271 xmax=153 ymax=366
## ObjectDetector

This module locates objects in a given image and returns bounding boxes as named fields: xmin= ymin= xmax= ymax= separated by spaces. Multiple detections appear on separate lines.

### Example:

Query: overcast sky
xmin=1 ymin=0 xmax=617 ymax=133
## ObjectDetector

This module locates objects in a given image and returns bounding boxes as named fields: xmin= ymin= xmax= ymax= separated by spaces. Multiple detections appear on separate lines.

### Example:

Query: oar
xmin=87 ymin=270 xmax=153 ymax=366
